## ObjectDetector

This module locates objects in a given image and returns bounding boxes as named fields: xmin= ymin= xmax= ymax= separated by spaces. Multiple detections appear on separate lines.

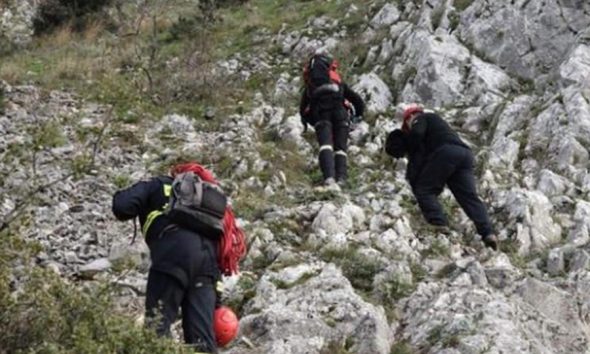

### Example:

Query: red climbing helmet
xmin=402 ymin=103 xmax=424 ymax=132
xmin=214 ymin=306 xmax=239 ymax=347
xmin=402 ymin=103 xmax=424 ymax=121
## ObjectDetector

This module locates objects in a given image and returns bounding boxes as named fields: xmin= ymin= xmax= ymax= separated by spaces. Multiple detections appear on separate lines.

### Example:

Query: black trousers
xmin=144 ymin=228 xmax=219 ymax=353
xmin=412 ymin=144 xmax=493 ymax=237
xmin=145 ymin=270 xmax=217 ymax=353
xmin=314 ymin=107 xmax=349 ymax=181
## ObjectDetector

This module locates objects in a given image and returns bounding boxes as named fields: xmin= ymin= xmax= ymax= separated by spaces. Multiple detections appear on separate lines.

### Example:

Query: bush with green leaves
xmin=0 ymin=228 xmax=189 ymax=353
xmin=33 ymin=0 xmax=113 ymax=33
xmin=320 ymin=246 xmax=383 ymax=292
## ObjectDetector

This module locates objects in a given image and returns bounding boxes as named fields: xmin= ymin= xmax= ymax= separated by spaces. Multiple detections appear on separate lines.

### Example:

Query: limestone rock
xmin=232 ymin=264 xmax=391 ymax=354
xmin=353 ymin=73 xmax=393 ymax=114
xmin=370 ymin=3 xmax=400 ymax=29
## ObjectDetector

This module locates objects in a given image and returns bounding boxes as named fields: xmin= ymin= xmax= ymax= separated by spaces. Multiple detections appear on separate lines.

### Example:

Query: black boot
xmin=319 ymin=147 xmax=335 ymax=182
xmin=335 ymin=152 xmax=347 ymax=185
xmin=482 ymin=234 xmax=498 ymax=251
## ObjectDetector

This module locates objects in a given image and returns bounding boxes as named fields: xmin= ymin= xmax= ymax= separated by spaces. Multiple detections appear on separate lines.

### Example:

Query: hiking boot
xmin=482 ymin=234 xmax=498 ymax=251
xmin=425 ymin=223 xmax=451 ymax=235
xmin=324 ymin=177 xmax=336 ymax=186
xmin=336 ymin=178 xmax=347 ymax=189
xmin=322 ymin=177 xmax=341 ymax=192
xmin=431 ymin=224 xmax=451 ymax=235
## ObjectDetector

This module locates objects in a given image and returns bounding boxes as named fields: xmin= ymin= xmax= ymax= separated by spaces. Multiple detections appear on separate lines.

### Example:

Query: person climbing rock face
xmin=299 ymin=53 xmax=365 ymax=189
xmin=385 ymin=104 xmax=498 ymax=250
xmin=112 ymin=162 xmax=246 ymax=353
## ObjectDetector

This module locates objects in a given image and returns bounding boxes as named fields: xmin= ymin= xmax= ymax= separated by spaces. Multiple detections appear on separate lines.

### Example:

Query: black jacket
xmin=385 ymin=129 xmax=425 ymax=187
xmin=404 ymin=113 xmax=469 ymax=185
xmin=386 ymin=113 xmax=468 ymax=186
xmin=112 ymin=176 xmax=220 ymax=285
xmin=299 ymin=83 xmax=365 ymax=127
xmin=406 ymin=112 xmax=469 ymax=156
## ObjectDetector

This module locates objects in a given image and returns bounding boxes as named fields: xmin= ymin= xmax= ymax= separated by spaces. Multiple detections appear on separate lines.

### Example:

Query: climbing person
xmin=112 ymin=162 xmax=246 ymax=353
xmin=299 ymin=53 xmax=365 ymax=188
xmin=385 ymin=104 xmax=498 ymax=250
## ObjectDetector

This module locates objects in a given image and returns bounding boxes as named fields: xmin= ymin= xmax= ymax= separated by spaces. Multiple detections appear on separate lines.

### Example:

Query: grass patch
xmin=421 ymin=238 xmax=451 ymax=258
xmin=31 ymin=119 xmax=67 ymax=150
xmin=436 ymin=263 xmax=458 ymax=279
xmin=501 ymin=236 xmax=546 ymax=270
xmin=257 ymin=139 xmax=309 ymax=186
xmin=427 ymin=325 xmax=445 ymax=346
xmin=320 ymin=339 xmax=354 ymax=354
xmin=390 ymin=341 xmax=417 ymax=354
xmin=382 ymin=275 xmax=414 ymax=301
xmin=224 ymin=274 xmax=258 ymax=317
xmin=448 ymin=10 xmax=460 ymax=31
xmin=410 ymin=261 xmax=427 ymax=282
xmin=70 ymin=153 xmax=94 ymax=179
xmin=250 ymin=253 xmax=275 ymax=274
xmin=454 ymin=0 xmax=474 ymax=12
xmin=266 ymin=218 xmax=304 ymax=239
xmin=320 ymin=246 xmax=383 ymax=292
xmin=232 ymin=187 xmax=269 ymax=221
xmin=442 ymin=334 xmax=461 ymax=348
xmin=112 ymin=174 xmax=133 ymax=189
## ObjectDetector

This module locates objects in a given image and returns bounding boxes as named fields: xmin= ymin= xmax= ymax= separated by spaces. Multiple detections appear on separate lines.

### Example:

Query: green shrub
xmin=421 ymin=238 xmax=451 ymax=258
xmin=0 ymin=226 xmax=189 ymax=353
xmin=0 ymin=269 xmax=190 ymax=353
xmin=223 ymin=274 xmax=257 ymax=317
xmin=382 ymin=276 xmax=414 ymax=301
xmin=32 ymin=120 xmax=67 ymax=149
xmin=33 ymin=0 xmax=113 ymax=33
xmin=320 ymin=246 xmax=383 ymax=292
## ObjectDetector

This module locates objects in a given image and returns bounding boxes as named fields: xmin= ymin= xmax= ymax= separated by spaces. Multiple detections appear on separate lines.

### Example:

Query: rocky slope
xmin=2 ymin=1 xmax=590 ymax=353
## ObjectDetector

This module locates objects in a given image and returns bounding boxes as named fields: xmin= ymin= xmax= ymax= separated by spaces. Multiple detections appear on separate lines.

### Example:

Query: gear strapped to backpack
xmin=303 ymin=54 xmax=342 ymax=98
xmin=166 ymin=171 xmax=227 ymax=240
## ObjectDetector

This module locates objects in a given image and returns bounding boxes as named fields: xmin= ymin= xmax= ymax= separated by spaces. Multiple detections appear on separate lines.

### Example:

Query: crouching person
xmin=112 ymin=162 xmax=246 ymax=352
xmin=385 ymin=105 xmax=498 ymax=250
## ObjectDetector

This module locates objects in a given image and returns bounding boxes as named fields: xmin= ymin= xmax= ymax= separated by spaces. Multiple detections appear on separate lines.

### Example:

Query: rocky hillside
xmin=2 ymin=0 xmax=590 ymax=353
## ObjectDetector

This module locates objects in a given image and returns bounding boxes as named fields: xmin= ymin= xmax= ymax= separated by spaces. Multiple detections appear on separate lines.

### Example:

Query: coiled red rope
xmin=171 ymin=162 xmax=246 ymax=275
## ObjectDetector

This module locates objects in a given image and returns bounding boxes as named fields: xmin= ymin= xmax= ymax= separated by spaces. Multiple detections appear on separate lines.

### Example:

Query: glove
xmin=215 ymin=280 xmax=224 ymax=308
xmin=301 ymin=115 xmax=309 ymax=133
xmin=351 ymin=115 xmax=363 ymax=124
xmin=349 ymin=115 xmax=362 ymax=132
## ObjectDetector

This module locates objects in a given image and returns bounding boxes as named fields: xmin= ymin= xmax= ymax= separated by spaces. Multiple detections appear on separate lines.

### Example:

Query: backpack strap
xmin=142 ymin=183 xmax=172 ymax=237
xmin=130 ymin=217 xmax=138 ymax=245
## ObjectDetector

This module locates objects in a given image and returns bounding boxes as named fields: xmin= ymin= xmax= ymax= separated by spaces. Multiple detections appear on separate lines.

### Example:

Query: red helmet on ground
xmin=214 ymin=306 xmax=239 ymax=347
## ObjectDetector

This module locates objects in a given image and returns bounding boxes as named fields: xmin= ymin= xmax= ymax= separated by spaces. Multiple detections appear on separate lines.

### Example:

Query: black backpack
xmin=166 ymin=172 xmax=227 ymax=239
xmin=303 ymin=54 xmax=342 ymax=97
